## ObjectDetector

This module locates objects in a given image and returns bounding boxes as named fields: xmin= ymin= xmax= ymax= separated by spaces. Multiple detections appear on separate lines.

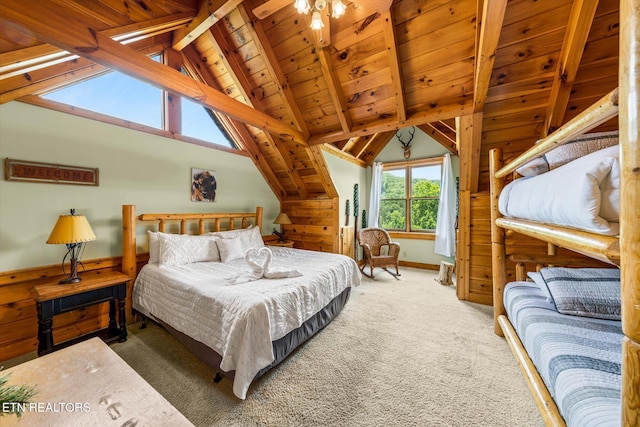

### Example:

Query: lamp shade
xmin=273 ymin=212 xmax=292 ymax=225
xmin=46 ymin=214 xmax=96 ymax=244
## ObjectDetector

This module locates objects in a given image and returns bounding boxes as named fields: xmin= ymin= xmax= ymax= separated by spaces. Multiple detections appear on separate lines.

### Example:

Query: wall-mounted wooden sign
xmin=4 ymin=158 xmax=99 ymax=186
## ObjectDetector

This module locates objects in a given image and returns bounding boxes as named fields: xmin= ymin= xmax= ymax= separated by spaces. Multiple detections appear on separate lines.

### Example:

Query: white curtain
xmin=367 ymin=162 xmax=383 ymax=228
xmin=434 ymin=153 xmax=456 ymax=257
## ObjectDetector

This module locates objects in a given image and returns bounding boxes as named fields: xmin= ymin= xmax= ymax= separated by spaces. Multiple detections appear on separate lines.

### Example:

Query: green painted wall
xmin=0 ymin=102 xmax=280 ymax=271
xmin=322 ymin=151 xmax=368 ymax=229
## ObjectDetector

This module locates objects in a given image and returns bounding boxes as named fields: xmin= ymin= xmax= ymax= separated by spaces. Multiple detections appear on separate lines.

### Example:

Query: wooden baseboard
xmin=357 ymin=260 xmax=441 ymax=271
xmin=398 ymin=260 xmax=440 ymax=270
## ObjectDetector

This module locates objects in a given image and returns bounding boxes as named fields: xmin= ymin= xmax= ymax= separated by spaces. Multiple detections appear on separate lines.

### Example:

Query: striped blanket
xmin=504 ymin=281 xmax=622 ymax=426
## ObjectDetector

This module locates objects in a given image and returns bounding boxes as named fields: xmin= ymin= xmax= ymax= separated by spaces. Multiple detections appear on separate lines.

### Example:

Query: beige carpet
xmin=106 ymin=267 xmax=542 ymax=427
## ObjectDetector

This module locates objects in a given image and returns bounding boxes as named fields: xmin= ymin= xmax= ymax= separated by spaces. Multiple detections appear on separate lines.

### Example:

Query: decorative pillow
xmin=157 ymin=233 xmax=220 ymax=267
xmin=536 ymin=267 xmax=621 ymax=320
xmin=147 ymin=230 xmax=181 ymax=264
xmin=516 ymin=130 xmax=619 ymax=177
xmin=216 ymin=237 xmax=245 ymax=263
xmin=210 ymin=225 xmax=264 ymax=252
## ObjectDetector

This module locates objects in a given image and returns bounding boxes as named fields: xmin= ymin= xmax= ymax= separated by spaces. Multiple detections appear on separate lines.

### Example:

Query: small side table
xmin=265 ymin=239 xmax=295 ymax=248
xmin=31 ymin=270 xmax=130 ymax=356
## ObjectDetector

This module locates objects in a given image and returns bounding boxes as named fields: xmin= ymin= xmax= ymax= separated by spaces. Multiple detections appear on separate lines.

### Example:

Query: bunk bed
xmin=489 ymin=9 xmax=639 ymax=421
xmin=121 ymin=205 xmax=359 ymax=400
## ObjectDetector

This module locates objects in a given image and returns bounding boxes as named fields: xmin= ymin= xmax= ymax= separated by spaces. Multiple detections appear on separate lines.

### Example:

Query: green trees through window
xmin=380 ymin=163 xmax=441 ymax=232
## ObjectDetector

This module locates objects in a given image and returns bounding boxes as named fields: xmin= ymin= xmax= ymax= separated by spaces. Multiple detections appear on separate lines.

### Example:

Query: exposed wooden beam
xmin=381 ymin=10 xmax=406 ymax=122
xmin=542 ymin=0 xmax=599 ymax=135
xmin=238 ymin=4 xmax=309 ymax=138
xmin=359 ymin=131 xmax=395 ymax=166
xmin=172 ymin=0 xmax=243 ymax=51
xmin=309 ymin=101 xmax=471 ymax=145
xmin=353 ymin=132 xmax=392 ymax=160
xmin=0 ymin=0 xmax=308 ymax=146
xmin=418 ymin=123 xmax=458 ymax=155
xmin=317 ymin=47 xmax=353 ymax=133
xmin=457 ymin=112 xmax=483 ymax=193
xmin=473 ymin=0 xmax=507 ymax=113
xmin=351 ymin=134 xmax=375 ymax=159
xmin=0 ymin=12 xmax=195 ymax=80
xmin=297 ymin=10 xmax=351 ymax=133
xmin=207 ymin=25 xmax=308 ymax=198
xmin=1 ymin=38 xmax=168 ymax=104
xmin=163 ymin=47 xmax=182 ymax=134
xmin=320 ymin=143 xmax=367 ymax=167
xmin=341 ymin=136 xmax=361 ymax=154
xmin=252 ymin=0 xmax=291 ymax=20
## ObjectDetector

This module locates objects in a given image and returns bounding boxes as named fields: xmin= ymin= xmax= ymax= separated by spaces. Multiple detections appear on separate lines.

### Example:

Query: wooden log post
xmin=619 ymin=0 xmax=640 ymax=424
xmin=121 ymin=205 xmax=137 ymax=322
xmin=489 ymin=148 xmax=506 ymax=336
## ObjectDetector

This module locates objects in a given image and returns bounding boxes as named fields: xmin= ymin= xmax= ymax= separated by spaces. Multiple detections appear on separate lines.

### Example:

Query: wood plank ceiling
xmin=0 ymin=0 xmax=619 ymax=246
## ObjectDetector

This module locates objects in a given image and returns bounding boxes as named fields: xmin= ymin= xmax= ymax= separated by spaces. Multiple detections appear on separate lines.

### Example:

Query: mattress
xmin=504 ymin=281 xmax=622 ymax=427
xmin=499 ymin=145 xmax=620 ymax=235
xmin=133 ymin=246 xmax=360 ymax=399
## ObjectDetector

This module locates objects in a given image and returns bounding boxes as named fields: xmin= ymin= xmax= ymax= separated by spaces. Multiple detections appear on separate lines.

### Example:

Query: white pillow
xmin=210 ymin=225 xmax=264 ymax=251
xmin=216 ymin=238 xmax=245 ymax=263
xmin=157 ymin=233 xmax=220 ymax=267
xmin=147 ymin=230 xmax=164 ymax=264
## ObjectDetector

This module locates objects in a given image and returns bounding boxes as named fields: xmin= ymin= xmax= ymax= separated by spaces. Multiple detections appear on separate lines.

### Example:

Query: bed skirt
xmin=140 ymin=287 xmax=351 ymax=384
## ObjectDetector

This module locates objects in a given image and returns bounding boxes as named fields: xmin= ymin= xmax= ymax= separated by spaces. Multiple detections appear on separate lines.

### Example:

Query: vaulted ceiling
xmin=0 ymin=0 xmax=619 ymax=199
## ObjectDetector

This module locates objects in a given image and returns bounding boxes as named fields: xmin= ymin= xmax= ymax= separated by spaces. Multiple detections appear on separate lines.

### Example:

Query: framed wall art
xmin=191 ymin=168 xmax=217 ymax=202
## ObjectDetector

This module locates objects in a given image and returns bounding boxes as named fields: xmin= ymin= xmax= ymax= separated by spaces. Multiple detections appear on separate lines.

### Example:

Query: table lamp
xmin=272 ymin=212 xmax=292 ymax=242
xmin=46 ymin=209 xmax=96 ymax=284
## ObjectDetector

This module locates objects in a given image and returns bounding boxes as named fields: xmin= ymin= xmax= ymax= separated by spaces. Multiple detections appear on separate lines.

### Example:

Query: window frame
xmin=34 ymin=50 xmax=242 ymax=154
xmin=379 ymin=157 xmax=444 ymax=237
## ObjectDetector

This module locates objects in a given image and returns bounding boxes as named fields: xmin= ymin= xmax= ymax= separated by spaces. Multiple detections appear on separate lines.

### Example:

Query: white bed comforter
xmin=132 ymin=247 xmax=360 ymax=399
xmin=499 ymin=145 xmax=620 ymax=235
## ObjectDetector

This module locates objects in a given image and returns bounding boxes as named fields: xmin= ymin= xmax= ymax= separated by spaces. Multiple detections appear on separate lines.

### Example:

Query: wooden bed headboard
xmin=121 ymin=204 xmax=263 ymax=284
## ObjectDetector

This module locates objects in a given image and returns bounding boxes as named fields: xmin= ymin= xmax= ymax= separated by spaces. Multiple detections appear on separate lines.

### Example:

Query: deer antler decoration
xmin=396 ymin=126 xmax=416 ymax=159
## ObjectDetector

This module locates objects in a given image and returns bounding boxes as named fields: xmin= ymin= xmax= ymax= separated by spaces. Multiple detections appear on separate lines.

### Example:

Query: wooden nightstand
xmin=265 ymin=239 xmax=295 ymax=248
xmin=31 ymin=270 xmax=130 ymax=356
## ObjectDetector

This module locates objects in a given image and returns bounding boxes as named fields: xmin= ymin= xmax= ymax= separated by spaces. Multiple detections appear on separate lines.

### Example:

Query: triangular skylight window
xmin=181 ymin=97 xmax=236 ymax=148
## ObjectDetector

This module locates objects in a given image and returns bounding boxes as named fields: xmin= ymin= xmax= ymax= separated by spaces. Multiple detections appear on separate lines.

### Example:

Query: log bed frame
xmin=121 ymin=204 xmax=263 ymax=288
xmin=489 ymin=4 xmax=640 ymax=423
xmin=119 ymin=204 xmax=353 ymax=391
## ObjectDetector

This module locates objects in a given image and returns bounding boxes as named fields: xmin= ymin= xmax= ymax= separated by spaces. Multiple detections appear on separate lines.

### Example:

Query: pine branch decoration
xmin=0 ymin=369 xmax=37 ymax=418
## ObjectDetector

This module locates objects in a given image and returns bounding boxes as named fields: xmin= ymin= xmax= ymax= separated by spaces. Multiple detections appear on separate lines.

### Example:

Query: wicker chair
xmin=357 ymin=228 xmax=401 ymax=279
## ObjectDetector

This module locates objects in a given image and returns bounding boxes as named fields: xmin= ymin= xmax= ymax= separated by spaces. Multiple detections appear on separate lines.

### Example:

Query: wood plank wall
xmin=281 ymin=197 xmax=340 ymax=253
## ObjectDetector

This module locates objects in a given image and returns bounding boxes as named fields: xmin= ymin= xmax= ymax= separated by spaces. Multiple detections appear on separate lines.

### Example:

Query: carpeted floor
xmin=107 ymin=267 xmax=542 ymax=427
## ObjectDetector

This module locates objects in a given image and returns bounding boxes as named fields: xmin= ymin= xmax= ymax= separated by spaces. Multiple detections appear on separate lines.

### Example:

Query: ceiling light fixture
xmin=295 ymin=0 xmax=346 ymax=30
